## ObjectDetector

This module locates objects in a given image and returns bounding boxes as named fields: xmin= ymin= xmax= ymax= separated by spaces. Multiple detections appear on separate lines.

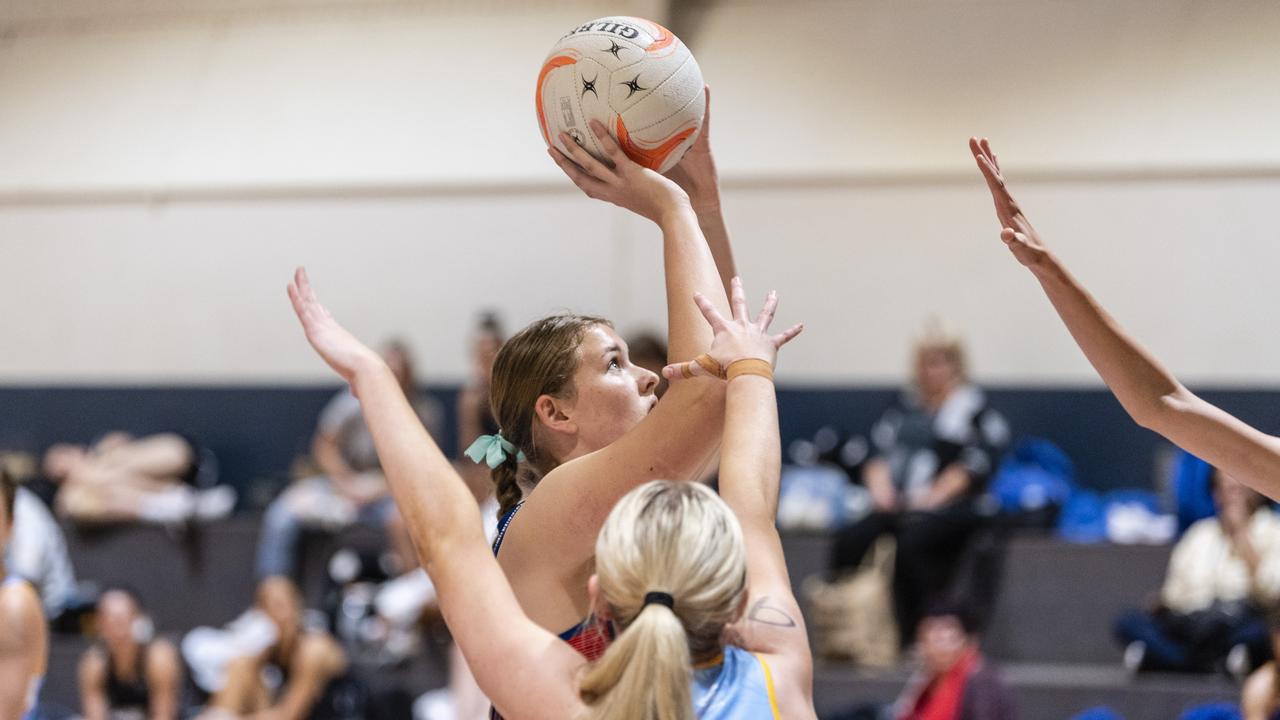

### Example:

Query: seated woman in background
xmin=1115 ymin=469 xmax=1280 ymax=676
xmin=79 ymin=588 xmax=182 ymax=720
xmin=1243 ymin=606 xmax=1280 ymax=720
xmin=895 ymin=603 xmax=1015 ymax=720
xmin=43 ymin=432 xmax=233 ymax=526
xmin=201 ymin=577 xmax=349 ymax=720
xmin=255 ymin=340 xmax=442 ymax=580
xmin=626 ymin=330 xmax=672 ymax=399
xmin=829 ymin=325 xmax=1010 ymax=645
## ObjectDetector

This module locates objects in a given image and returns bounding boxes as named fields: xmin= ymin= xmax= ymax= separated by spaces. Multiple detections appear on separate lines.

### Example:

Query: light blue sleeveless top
xmin=692 ymin=646 xmax=781 ymax=720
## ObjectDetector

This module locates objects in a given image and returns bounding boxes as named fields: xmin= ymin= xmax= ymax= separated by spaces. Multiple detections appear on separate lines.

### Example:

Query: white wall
xmin=2 ymin=0 xmax=1278 ymax=385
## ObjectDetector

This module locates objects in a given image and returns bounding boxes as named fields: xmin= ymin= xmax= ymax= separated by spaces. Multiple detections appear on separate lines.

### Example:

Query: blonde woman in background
xmin=286 ymin=266 xmax=812 ymax=718
xmin=828 ymin=324 xmax=1010 ymax=646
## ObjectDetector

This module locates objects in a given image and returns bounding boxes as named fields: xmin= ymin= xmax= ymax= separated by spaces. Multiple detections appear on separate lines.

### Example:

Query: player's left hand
xmin=970 ymin=137 xmax=1051 ymax=271
xmin=664 ymin=86 xmax=721 ymax=214
xmin=287 ymin=267 xmax=382 ymax=387
xmin=663 ymin=276 xmax=803 ymax=381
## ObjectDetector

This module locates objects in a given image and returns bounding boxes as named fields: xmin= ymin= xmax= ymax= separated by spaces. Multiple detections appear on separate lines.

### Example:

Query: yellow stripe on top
xmin=753 ymin=653 xmax=782 ymax=720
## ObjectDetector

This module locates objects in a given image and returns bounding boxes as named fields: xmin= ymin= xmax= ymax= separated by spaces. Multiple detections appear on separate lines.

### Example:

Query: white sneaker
xmin=414 ymin=688 xmax=455 ymax=720
xmin=194 ymin=486 xmax=237 ymax=521
xmin=1226 ymin=643 xmax=1250 ymax=683
xmin=1123 ymin=640 xmax=1147 ymax=676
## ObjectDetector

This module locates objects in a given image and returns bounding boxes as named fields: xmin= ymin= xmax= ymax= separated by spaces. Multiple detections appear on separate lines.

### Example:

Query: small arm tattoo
xmin=748 ymin=596 xmax=797 ymax=628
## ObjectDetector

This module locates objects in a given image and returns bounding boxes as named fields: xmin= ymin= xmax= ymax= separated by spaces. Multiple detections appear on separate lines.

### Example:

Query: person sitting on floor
xmin=200 ymin=577 xmax=350 ymax=720
xmin=1242 ymin=605 xmax=1280 ymax=720
xmin=79 ymin=587 xmax=183 ymax=720
xmin=1115 ymin=468 xmax=1280 ymax=677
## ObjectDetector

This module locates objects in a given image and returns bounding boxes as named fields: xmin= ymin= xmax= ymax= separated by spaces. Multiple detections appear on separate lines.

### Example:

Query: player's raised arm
xmin=516 ymin=123 xmax=732 ymax=542
xmin=286 ymin=269 xmax=584 ymax=719
xmin=550 ymin=121 xmax=728 ymax=363
xmin=664 ymin=279 xmax=813 ymax=682
xmin=970 ymin=137 xmax=1280 ymax=500
xmin=665 ymin=87 xmax=739 ymax=297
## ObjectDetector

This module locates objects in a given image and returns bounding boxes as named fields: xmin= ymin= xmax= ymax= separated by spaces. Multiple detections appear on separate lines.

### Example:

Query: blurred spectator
xmin=1242 ymin=605 xmax=1280 ymax=720
xmin=43 ymin=432 xmax=234 ymax=525
xmin=626 ymin=329 xmax=670 ymax=399
xmin=456 ymin=312 xmax=505 ymax=455
xmin=893 ymin=603 xmax=1017 ymax=720
xmin=829 ymin=325 xmax=1009 ymax=644
xmin=1 ymin=466 xmax=47 ymax=720
xmin=256 ymin=340 xmax=442 ymax=579
xmin=79 ymin=588 xmax=182 ymax=720
xmin=455 ymin=313 xmax=505 ymax=507
xmin=828 ymin=603 xmax=1016 ymax=720
xmin=200 ymin=577 xmax=351 ymax=719
xmin=5 ymin=476 xmax=77 ymax=619
xmin=1115 ymin=470 xmax=1280 ymax=676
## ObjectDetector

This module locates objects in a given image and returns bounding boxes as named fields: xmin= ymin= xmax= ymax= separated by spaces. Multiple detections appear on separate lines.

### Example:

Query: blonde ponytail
xmin=579 ymin=481 xmax=749 ymax=720
xmin=579 ymin=603 xmax=694 ymax=720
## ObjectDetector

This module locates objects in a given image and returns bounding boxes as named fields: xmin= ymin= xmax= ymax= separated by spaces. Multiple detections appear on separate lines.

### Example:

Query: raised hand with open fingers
xmin=663 ymin=277 xmax=804 ymax=382
xmin=286 ymin=267 xmax=382 ymax=387
xmin=548 ymin=120 xmax=690 ymax=224
xmin=969 ymin=136 xmax=1051 ymax=270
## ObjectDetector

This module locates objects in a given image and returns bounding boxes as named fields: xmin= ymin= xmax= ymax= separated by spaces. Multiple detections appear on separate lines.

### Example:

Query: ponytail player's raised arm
xmin=664 ymin=278 xmax=815 ymax=712
xmin=286 ymin=269 xmax=585 ymax=720
xmin=970 ymin=137 xmax=1280 ymax=501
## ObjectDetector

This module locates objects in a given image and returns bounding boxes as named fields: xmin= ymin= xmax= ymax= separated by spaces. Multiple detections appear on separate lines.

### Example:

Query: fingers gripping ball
xmin=536 ymin=16 xmax=705 ymax=173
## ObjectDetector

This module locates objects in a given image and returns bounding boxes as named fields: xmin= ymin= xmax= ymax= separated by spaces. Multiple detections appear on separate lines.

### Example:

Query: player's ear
xmin=534 ymin=394 xmax=577 ymax=436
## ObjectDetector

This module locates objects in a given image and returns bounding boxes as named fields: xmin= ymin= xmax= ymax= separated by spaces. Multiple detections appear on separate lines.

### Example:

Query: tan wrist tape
xmin=726 ymin=358 xmax=774 ymax=382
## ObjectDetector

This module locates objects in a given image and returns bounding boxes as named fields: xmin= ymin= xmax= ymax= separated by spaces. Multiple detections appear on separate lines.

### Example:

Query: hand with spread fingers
xmin=286 ymin=267 xmax=382 ymax=388
xmin=969 ymin=136 xmax=1051 ymax=271
xmin=664 ymin=276 xmax=804 ymax=382
xmin=548 ymin=120 xmax=690 ymax=224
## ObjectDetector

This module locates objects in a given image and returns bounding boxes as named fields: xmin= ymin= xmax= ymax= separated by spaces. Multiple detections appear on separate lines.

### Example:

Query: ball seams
xmin=612 ymin=53 xmax=698 ymax=131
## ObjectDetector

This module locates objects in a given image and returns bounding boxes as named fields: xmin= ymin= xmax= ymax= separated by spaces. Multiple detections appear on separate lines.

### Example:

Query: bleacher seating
xmin=35 ymin=521 xmax=1243 ymax=719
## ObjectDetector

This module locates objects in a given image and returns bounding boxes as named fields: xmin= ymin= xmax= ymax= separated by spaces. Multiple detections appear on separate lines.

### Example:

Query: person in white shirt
xmin=1115 ymin=468 xmax=1280 ymax=675
xmin=6 ymin=486 xmax=77 ymax=620
xmin=0 ymin=468 xmax=47 ymax=720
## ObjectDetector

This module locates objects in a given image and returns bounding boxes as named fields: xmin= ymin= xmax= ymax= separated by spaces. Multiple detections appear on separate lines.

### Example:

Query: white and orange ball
xmin=536 ymin=16 xmax=705 ymax=173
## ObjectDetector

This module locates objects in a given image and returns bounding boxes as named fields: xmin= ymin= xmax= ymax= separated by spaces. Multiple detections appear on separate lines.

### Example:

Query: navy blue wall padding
xmin=3 ymin=385 xmax=1280 ymax=501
